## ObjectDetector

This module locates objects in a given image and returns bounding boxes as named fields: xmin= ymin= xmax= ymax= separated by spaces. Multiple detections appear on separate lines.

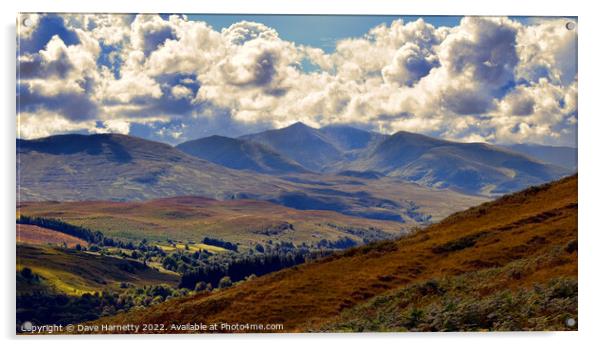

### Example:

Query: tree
xmin=218 ymin=276 xmax=232 ymax=289
xmin=194 ymin=281 xmax=207 ymax=292
xmin=20 ymin=267 xmax=34 ymax=280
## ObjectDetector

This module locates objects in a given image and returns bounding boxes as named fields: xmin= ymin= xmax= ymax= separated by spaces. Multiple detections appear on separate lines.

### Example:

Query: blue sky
xmin=185 ymin=15 xmax=568 ymax=52
xmin=187 ymin=15 xmax=462 ymax=52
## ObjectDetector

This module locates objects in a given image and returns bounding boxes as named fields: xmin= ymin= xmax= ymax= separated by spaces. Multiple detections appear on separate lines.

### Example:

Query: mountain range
xmin=177 ymin=122 xmax=574 ymax=195
xmin=18 ymin=123 xmax=575 ymax=203
xmin=502 ymin=143 xmax=577 ymax=170
xmin=17 ymin=133 xmax=278 ymax=201
xmin=176 ymin=135 xmax=308 ymax=175
xmin=17 ymin=132 xmax=485 ymax=224
xmin=17 ymin=123 xmax=575 ymax=222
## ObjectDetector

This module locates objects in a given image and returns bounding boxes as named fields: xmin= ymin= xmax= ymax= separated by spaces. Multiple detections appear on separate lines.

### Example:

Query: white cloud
xmin=171 ymin=85 xmax=193 ymax=99
xmin=222 ymin=21 xmax=279 ymax=45
xmin=17 ymin=111 xmax=97 ymax=139
xmin=17 ymin=14 xmax=578 ymax=146
xmin=516 ymin=18 xmax=578 ymax=86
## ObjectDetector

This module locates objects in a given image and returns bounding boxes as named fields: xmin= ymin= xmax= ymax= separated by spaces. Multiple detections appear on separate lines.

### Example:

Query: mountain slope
xmin=346 ymin=131 xmax=570 ymax=195
xmin=319 ymin=125 xmax=386 ymax=160
xmin=17 ymin=244 xmax=178 ymax=295
xmin=176 ymin=135 xmax=308 ymax=174
xmin=94 ymin=175 xmax=577 ymax=332
xmin=239 ymin=122 xmax=345 ymax=171
xmin=17 ymin=133 xmax=279 ymax=201
xmin=17 ymin=133 xmax=486 ymax=224
xmin=503 ymin=143 xmax=577 ymax=170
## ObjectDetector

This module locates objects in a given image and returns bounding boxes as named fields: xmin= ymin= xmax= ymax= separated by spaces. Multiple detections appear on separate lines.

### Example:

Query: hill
xmin=238 ymin=122 xmax=570 ymax=196
xmin=17 ymin=224 xmax=88 ymax=248
xmin=176 ymin=135 xmax=308 ymax=174
xmin=239 ymin=122 xmax=345 ymax=171
xmin=17 ymin=244 xmax=178 ymax=295
xmin=345 ymin=131 xmax=570 ymax=195
xmin=17 ymin=133 xmax=484 ymax=223
xmin=503 ymin=143 xmax=577 ymax=170
xmin=17 ymin=133 xmax=280 ymax=202
xmin=318 ymin=125 xmax=386 ymax=160
xmin=18 ymin=196 xmax=410 ymax=247
xmin=94 ymin=175 xmax=577 ymax=332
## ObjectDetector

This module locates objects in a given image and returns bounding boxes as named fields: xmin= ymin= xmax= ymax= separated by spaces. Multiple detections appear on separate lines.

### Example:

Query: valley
xmin=89 ymin=175 xmax=577 ymax=332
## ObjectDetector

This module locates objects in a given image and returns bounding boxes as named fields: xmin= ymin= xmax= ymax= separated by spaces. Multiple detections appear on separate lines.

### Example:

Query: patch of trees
xmin=316 ymin=236 xmax=358 ymax=249
xmin=324 ymin=223 xmax=392 ymax=242
xmin=250 ymin=222 xmax=294 ymax=236
xmin=16 ymin=282 xmax=187 ymax=328
xmin=179 ymin=249 xmax=328 ymax=290
xmin=202 ymin=237 xmax=238 ymax=252
xmin=17 ymin=215 xmax=104 ymax=244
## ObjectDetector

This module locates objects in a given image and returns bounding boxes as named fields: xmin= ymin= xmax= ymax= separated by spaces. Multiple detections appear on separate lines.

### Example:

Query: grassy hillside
xmin=18 ymin=196 xmax=414 ymax=247
xmin=16 ymin=244 xmax=184 ymax=329
xmin=17 ymin=244 xmax=178 ymax=295
xmin=17 ymin=133 xmax=280 ymax=202
xmin=92 ymin=175 xmax=577 ymax=332
xmin=17 ymin=224 xmax=88 ymax=248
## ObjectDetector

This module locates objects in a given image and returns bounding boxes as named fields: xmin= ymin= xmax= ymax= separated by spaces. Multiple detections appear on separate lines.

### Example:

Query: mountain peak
xmin=285 ymin=121 xmax=314 ymax=131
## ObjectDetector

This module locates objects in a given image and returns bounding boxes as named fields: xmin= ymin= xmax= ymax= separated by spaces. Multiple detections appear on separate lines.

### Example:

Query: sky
xmin=17 ymin=14 xmax=577 ymax=146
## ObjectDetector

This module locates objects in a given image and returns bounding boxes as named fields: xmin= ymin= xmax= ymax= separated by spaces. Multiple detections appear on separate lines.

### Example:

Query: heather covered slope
xmin=94 ymin=175 xmax=577 ymax=332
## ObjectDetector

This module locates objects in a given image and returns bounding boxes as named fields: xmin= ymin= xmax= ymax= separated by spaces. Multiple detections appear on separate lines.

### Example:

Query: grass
xmin=17 ymin=224 xmax=88 ymax=248
xmin=90 ymin=175 xmax=577 ymax=332
xmin=17 ymin=244 xmax=179 ymax=296
xmin=156 ymin=243 xmax=227 ymax=253
xmin=17 ymin=197 xmax=410 ymax=248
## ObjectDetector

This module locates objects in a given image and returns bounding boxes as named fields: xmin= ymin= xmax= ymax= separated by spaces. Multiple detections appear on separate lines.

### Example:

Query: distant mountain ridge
xmin=176 ymin=135 xmax=308 ymax=174
xmin=17 ymin=124 xmax=573 ymax=204
xmin=345 ymin=130 xmax=571 ymax=195
xmin=502 ymin=143 xmax=577 ymax=170
xmin=238 ymin=122 xmax=346 ymax=171
xmin=18 ymin=133 xmax=485 ymax=224
xmin=179 ymin=122 xmax=572 ymax=196
xmin=17 ymin=133 xmax=279 ymax=201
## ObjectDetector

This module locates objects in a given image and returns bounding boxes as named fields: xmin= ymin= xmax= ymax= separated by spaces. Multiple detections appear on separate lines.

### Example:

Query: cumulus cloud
xmin=222 ymin=21 xmax=279 ymax=45
xmin=382 ymin=43 xmax=438 ymax=86
xmin=17 ymin=14 xmax=577 ymax=146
